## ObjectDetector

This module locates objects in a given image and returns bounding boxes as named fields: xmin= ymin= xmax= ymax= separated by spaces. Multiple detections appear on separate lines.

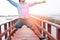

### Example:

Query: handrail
xmin=0 ymin=18 xmax=18 ymax=40
xmin=31 ymin=15 xmax=60 ymax=40
xmin=31 ymin=18 xmax=56 ymax=40
xmin=31 ymin=15 xmax=60 ymax=29
xmin=0 ymin=25 xmax=14 ymax=37
xmin=34 ymin=22 xmax=56 ymax=40
xmin=0 ymin=18 xmax=18 ymax=26
xmin=0 ymin=15 xmax=60 ymax=40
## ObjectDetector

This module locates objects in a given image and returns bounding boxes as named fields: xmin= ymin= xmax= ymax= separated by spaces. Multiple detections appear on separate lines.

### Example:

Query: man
xmin=7 ymin=0 xmax=46 ymax=39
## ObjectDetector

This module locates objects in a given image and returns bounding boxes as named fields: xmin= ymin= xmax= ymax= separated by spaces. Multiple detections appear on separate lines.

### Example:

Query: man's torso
xmin=17 ymin=3 xmax=30 ymax=19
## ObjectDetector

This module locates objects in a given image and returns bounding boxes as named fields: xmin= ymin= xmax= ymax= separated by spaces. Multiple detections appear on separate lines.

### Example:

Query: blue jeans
xmin=15 ymin=18 xmax=32 ymax=28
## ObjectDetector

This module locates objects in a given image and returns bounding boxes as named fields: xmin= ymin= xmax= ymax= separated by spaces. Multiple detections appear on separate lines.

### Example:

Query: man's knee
xmin=15 ymin=24 xmax=22 ymax=28
xmin=30 ymin=26 xmax=36 ymax=31
xmin=15 ymin=21 xmax=24 ymax=28
xmin=26 ymin=23 xmax=32 ymax=28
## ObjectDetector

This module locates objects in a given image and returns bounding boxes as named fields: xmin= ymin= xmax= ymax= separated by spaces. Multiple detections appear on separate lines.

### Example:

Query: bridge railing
xmin=0 ymin=15 xmax=60 ymax=40
xmin=31 ymin=15 xmax=60 ymax=40
xmin=0 ymin=18 xmax=18 ymax=40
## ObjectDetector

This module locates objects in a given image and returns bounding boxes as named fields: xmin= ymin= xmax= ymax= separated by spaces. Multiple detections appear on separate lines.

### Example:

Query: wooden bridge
xmin=0 ymin=15 xmax=60 ymax=40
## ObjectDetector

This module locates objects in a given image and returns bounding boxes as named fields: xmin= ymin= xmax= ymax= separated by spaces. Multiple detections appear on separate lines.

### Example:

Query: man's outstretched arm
xmin=29 ymin=1 xmax=46 ymax=7
xmin=7 ymin=0 xmax=18 ymax=7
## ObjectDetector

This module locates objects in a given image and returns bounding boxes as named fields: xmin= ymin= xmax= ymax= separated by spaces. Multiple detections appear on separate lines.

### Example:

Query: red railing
xmin=31 ymin=15 xmax=60 ymax=40
xmin=0 ymin=15 xmax=60 ymax=40
xmin=0 ymin=18 xmax=18 ymax=40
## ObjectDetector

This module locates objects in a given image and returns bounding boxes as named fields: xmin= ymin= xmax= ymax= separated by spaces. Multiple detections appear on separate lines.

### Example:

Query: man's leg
xmin=7 ymin=19 xmax=24 ymax=40
xmin=25 ymin=19 xmax=41 ymax=38
xmin=13 ymin=19 xmax=24 ymax=33
xmin=15 ymin=19 xmax=24 ymax=28
xmin=31 ymin=25 xmax=41 ymax=37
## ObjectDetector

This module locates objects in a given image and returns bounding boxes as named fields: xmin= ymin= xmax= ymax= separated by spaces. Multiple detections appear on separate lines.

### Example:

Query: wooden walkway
xmin=11 ymin=25 xmax=40 ymax=40
xmin=0 ymin=16 xmax=60 ymax=40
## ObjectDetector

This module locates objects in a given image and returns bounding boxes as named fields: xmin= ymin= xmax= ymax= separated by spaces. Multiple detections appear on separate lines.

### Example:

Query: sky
xmin=0 ymin=0 xmax=60 ymax=16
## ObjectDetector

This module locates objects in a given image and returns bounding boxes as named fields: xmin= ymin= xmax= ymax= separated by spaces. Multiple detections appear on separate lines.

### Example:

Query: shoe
xmin=39 ymin=36 xmax=47 ymax=40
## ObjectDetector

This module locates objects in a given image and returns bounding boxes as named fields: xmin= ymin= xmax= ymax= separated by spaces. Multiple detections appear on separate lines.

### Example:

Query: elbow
xmin=7 ymin=0 xmax=9 ymax=1
xmin=7 ymin=0 xmax=10 ymax=1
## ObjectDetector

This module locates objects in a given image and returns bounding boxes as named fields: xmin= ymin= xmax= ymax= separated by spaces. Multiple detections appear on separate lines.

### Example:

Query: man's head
xmin=19 ymin=0 xmax=25 ymax=3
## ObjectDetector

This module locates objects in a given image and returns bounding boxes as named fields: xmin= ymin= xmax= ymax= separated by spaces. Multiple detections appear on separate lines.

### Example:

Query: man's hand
xmin=42 ymin=1 xmax=46 ymax=3
xmin=36 ymin=1 xmax=46 ymax=4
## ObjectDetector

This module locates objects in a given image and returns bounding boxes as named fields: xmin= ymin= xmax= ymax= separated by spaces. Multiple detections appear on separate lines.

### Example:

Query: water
xmin=0 ymin=16 xmax=18 ymax=40
xmin=0 ymin=15 xmax=18 ymax=24
xmin=49 ymin=15 xmax=60 ymax=20
xmin=0 ymin=15 xmax=60 ymax=24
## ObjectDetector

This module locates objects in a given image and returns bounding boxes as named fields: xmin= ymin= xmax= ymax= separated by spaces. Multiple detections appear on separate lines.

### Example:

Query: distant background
xmin=0 ymin=0 xmax=60 ymax=16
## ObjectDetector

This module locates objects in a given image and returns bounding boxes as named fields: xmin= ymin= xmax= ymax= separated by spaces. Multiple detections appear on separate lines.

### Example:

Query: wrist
xmin=42 ymin=1 xmax=46 ymax=3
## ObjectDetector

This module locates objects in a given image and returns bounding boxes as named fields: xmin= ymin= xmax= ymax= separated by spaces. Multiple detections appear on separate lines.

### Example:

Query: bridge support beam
xmin=43 ymin=22 xmax=46 ymax=36
xmin=39 ymin=21 xmax=43 ymax=34
xmin=8 ymin=22 xmax=11 ymax=40
xmin=4 ymin=24 xmax=7 ymax=39
xmin=0 ymin=26 xmax=2 ymax=40
xmin=47 ymin=24 xmax=51 ymax=40
xmin=56 ymin=29 xmax=60 ymax=40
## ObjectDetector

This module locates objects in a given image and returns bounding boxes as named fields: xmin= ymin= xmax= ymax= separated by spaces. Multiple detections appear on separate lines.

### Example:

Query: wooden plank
xmin=56 ymin=29 xmax=60 ymax=40
xmin=4 ymin=23 xmax=7 ymax=39
xmin=0 ymin=26 xmax=2 ymax=40
xmin=8 ymin=22 xmax=11 ymax=40
xmin=11 ymin=25 xmax=39 ymax=40
xmin=47 ymin=24 xmax=51 ymax=40
xmin=43 ymin=22 xmax=46 ymax=36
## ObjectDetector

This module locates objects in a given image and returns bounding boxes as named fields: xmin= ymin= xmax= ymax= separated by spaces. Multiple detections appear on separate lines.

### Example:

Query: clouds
xmin=0 ymin=0 xmax=60 ymax=16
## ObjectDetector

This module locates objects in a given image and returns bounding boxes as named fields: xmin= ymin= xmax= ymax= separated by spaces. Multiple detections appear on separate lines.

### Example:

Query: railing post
xmin=47 ymin=24 xmax=51 ymax=40
xmin=15 ymin=19 xmax=16 ymax=23
xmin=39 ymin=21 xmax=41 ymax=26
xmin=0 ymin=26 xmax=2 ymax=40
xmin=8 ymin=22 xmax=11 ymax=40
xmin=11 ymin=21 xmax=13 ymax=26
xmin=12 ymin=21 xmax=13 ymax=26
xmin=13 ymin=21 xmax=14 ymax=25
xmin=56 ymin=28 xmax=60 ymax=40
xmin=40 ymin=21 xmax=43 ymax=34
xmin=14 ymin=20 xmax=16 ymax=24
xmin=15 ymin=19 xmax=18 ymax=23
xmin=4 ymin=23 xmax=7 ymax=39
xmin=43 ymin=22 xmax=46 ymax=36
xmin=11 ymin=21 xmax=14 ymax=30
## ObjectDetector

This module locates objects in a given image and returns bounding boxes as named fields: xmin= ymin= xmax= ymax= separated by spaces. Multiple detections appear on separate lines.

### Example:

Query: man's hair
xmin=19 ymin=0 xmax=21 ymax=2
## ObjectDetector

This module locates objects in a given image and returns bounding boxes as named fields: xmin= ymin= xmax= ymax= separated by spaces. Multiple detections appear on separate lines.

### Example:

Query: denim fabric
xmin=8 ymin=0 xmax=18 ymax=7
xmin=15 ymin=19 xmax=32 ymax=28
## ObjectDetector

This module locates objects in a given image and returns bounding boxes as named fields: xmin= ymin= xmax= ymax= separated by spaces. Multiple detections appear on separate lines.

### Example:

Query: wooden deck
xmin=11 ymin=25 xmax=40 ymax=40
xmin=0 ymin=16 xmax=60 ymax=40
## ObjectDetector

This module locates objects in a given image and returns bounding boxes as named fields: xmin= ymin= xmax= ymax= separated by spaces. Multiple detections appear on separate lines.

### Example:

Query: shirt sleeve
xmin=29 ymin=2 xmax=37 ymax=7
xmin=8 ymin=0 xmax=18 ymax=7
